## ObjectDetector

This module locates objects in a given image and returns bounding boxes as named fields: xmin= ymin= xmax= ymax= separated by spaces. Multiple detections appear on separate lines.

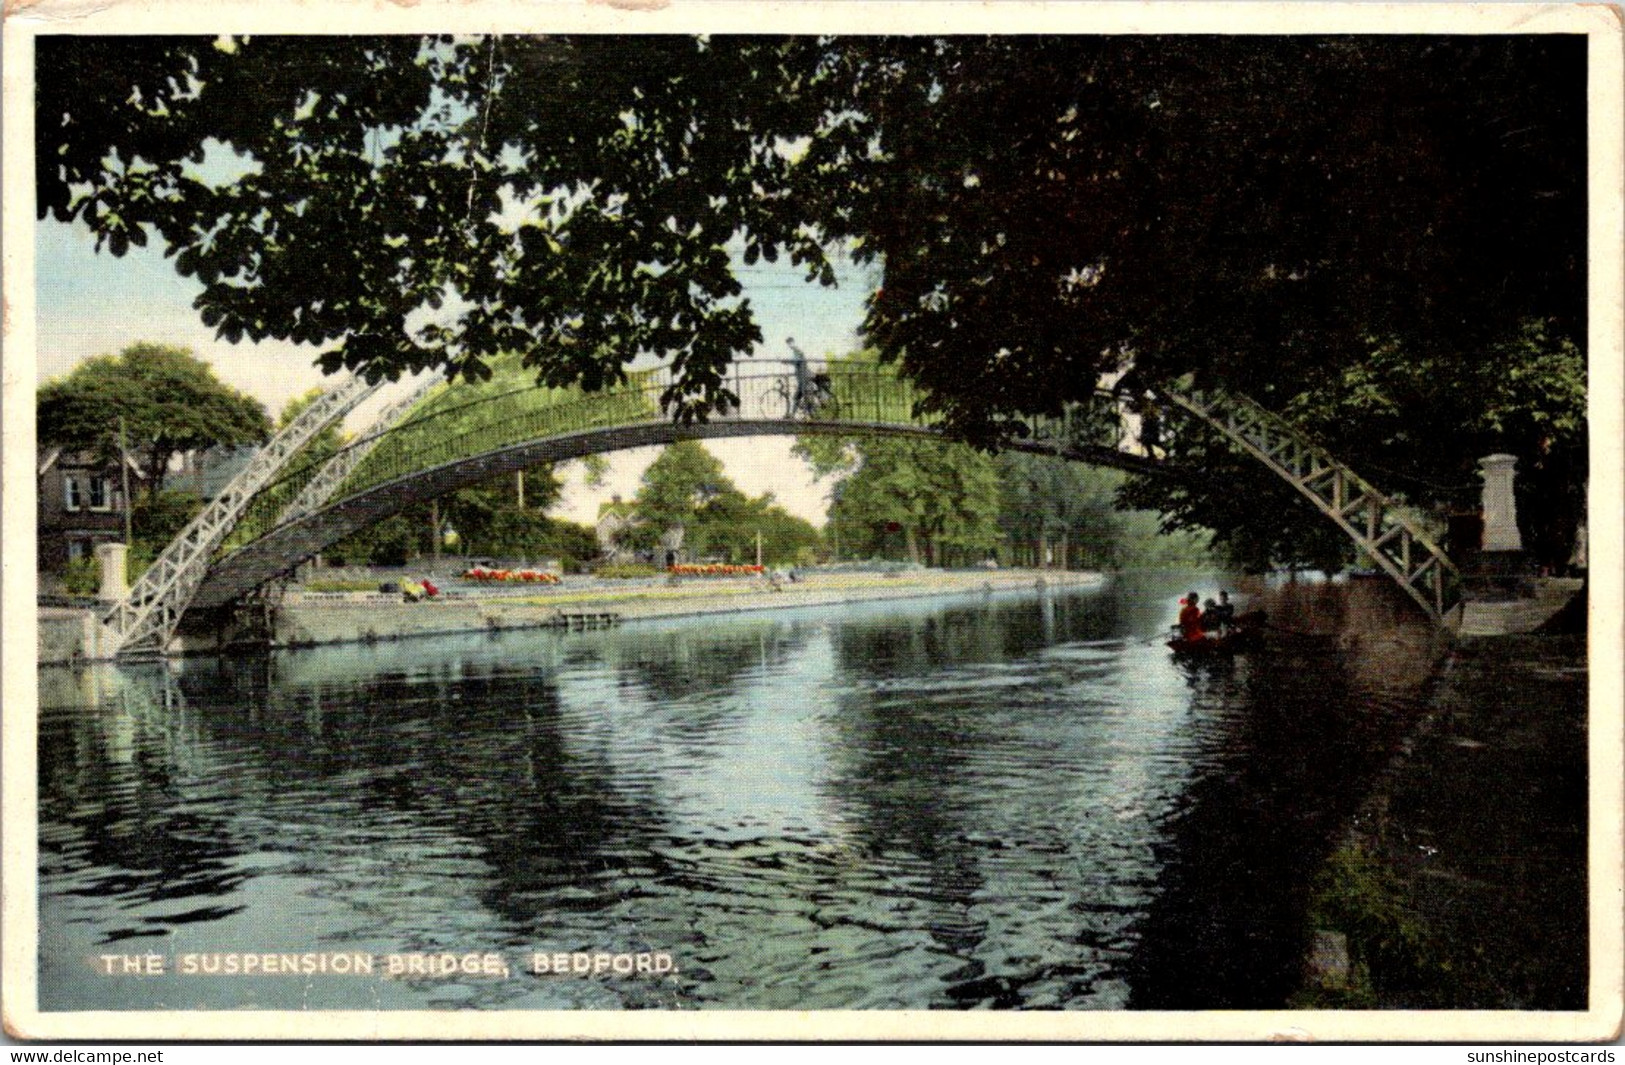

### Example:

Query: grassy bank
xmin=1293 ymin=635 xmax=1588 ymax=1010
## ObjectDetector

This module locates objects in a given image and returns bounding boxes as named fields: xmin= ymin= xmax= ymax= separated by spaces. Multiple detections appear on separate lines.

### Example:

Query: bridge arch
xmin=106 ymin=359 xmax=1462 ymax=657
xmin=187 ymin=414 xmax=1158 ymax=614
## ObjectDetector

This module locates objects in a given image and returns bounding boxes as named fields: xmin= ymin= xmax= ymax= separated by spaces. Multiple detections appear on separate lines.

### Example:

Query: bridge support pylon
xmin=100 ymin=374 xmax=381 ymax=659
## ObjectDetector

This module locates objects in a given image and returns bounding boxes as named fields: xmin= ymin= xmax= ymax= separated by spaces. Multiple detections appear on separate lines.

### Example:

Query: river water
xmin=38 ymin=574 xmax=1443 ymax=1011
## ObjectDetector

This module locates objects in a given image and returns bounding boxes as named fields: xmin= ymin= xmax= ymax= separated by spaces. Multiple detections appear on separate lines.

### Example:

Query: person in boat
xmin=1200 ymin=597 xmax=1221 ymax=631
xmin=1177 ymin=593 xmax=1208 ymax=642
xmin=1210 ymin=590 xmax=1237 ymax=633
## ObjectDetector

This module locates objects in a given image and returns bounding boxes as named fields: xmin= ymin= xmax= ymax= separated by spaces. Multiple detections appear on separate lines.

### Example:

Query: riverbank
xmin=1293 ymin=631 xmax=1588 ymax=1010
xmin=265 ymin=568 xmax=1103 ymax=652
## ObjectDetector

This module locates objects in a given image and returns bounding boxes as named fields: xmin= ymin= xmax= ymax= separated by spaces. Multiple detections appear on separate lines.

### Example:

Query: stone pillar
xmin=95 ymin=542 xmax=129 ymax=601
xmin=1478 ymin=454 xmax=1523 ymax=553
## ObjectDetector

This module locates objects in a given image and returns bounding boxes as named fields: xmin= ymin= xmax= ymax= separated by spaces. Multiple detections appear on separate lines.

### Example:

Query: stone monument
xmin=1473 ymin=453 xmax=1529 ymax=594
xmin=1478 ymin=453 xmax=1523 ymax=553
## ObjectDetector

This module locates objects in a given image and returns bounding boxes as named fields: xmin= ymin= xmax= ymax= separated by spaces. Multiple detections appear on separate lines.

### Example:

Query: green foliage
xmin=594 ymin=563 xmax=661 ymax=580
xmin=40 ymin=37 xmax=1582 ymax=432
xmin=1297 ymin=320 xmax=1586 ymax=566
xmin=823 ymin=436 xmax=1003 ymax=567
xmin=578 ymin=453 xmax=612 ymax=489
xmin=995 ymin=453 xmax=1215 ymax=570
xmin=1295 ymin=844 xmax=1441 ymax=1007
xmin=629 ymin=441 xmax=731 ymax=550
xmin=41 ymin=40 xmax=1587 ymax=568
xmin=1127 ymin=318 xmax=1586 ymax=571
xmin=1119 ymin=442 xmax=1358 ymax=576
xmin=694 ymin=492 xmax=822 ymax=567
xmin=131 ymin=490 xmax=203 ymax=558
xmin=479 ymin=508 xmax=596 ymax=567
xmin=320 ymin=466 xmax=592 ymax=568
xmin=60 ymin=557 xmax=100 ymax=597
xmin=326 ymin=513 xmax=423 ymax=568
xmin=1109 ymin=511 xmax=1217 ymax=569
xmin=619 ymin=442 xmax=821 ymax=566
xmin=537 ymin=521 xmax=601 ymax=573
xmin=36 ymin=342 xmax=269 ymax=499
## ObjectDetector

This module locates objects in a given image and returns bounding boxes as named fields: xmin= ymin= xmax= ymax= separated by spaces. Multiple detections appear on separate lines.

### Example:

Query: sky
xmin=34 ymin=218 xmax=875 ymax=527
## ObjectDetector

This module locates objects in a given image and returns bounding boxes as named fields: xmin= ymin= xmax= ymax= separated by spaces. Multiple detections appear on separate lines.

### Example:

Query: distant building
xmin=594 ymin=495 xmax=684 ymax=565
xmin=37 ymin=447 xmax=146 ymax=570
xmin=595 ymin=495 xmax=639 ymax=563
xmin=178 ymin=444 xmax=258 ymax=501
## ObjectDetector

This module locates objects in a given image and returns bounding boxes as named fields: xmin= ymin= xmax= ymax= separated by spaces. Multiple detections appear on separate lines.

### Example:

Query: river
xmin=37 ymin=573 xmax=1443 ymax=1011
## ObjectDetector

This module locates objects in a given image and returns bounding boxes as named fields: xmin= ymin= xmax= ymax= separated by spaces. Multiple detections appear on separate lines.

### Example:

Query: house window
xmin=63 ymin=475 xmax=82 ymax=511
xmin=67 ymin=539 xmax=86 ymax=561
xmin=88 ymin=476 xmax=111 ymax=511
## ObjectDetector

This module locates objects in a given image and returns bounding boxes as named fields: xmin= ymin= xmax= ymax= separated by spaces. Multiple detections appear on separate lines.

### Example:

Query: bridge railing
xmin=218 ymin=358 xmax=1132 ymax=574
xmin=220 ymin=361 xmax=936 ymax=553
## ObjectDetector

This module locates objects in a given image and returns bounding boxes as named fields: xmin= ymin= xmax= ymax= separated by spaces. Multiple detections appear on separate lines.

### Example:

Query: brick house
xmin=36 ymin=447 xmax=146 ymax=570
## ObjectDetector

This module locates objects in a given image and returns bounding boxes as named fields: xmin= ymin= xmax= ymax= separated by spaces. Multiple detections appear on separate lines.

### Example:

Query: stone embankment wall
xmin=271 ymin=570 xmax=1103 ymax=650
xmin=39 ymin=608 xmax=101 ymax=665
xmin=38 ymin=570 xmax=1103 ymax=661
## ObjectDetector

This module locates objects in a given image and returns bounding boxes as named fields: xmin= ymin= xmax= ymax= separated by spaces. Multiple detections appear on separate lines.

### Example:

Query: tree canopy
xmin=36 ymin=342 xmax=270 ymax=499
xmin=38 ymin=34 xmax=1588 ymax=567
xmin=804 ymin=434 xmax=1004 ymax=567
xmin=39 ymin=36 xmax=1583 ymax=415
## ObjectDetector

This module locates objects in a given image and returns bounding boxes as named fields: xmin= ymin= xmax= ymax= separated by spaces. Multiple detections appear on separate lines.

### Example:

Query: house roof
xmin=37 ymin=447 xmax=146 ymax=479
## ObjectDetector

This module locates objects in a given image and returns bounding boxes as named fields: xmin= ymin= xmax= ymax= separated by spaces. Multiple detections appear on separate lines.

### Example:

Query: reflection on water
xmin=38 ymin=575 xmax=1440 ymax=1011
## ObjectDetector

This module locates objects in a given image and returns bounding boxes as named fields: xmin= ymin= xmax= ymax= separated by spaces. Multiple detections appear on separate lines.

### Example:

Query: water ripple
xmin=38 ymin=576 xmax=1436 ymax=1011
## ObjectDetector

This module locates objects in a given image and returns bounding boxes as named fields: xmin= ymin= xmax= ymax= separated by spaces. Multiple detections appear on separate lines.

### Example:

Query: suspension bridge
xmin=92 ymin=359 xmax=1461 ymax=659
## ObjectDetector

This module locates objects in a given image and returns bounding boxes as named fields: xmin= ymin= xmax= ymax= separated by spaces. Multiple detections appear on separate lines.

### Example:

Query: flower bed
xmin=667 ymin=564 xmax=765 ymax=578
xmin=463 ymin=566 xmax=561 ymax=585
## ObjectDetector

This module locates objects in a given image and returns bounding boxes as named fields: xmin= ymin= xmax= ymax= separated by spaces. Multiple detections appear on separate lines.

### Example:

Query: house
xmin=595 ymin=495 xmax=685 ymax=565
xmin=37 ymin=447 xmax=146 ymax=570
xmin=595 ymin=496 xmax=640 ymax=563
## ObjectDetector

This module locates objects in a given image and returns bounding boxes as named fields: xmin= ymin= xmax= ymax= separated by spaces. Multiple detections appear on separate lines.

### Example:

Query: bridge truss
xmin=1158 ymin=387 xmax=1460 ymax=623
xmin=99 ymin=374 xmax=382 ymax=658
xmin=101 ymin=360 xmax=1463 ymax=657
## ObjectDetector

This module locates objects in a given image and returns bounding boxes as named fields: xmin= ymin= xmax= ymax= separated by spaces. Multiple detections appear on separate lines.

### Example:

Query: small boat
xmin=1167 ymin=619 xmax=1265 ymax=657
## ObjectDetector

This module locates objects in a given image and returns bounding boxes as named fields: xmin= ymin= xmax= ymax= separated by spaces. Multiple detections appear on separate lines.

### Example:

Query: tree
xmin=39 ymin=36 xmax=1587 ymax=562
xmin=628 ymin=442 xmax=732 ymax=550
xmin=817 ymin=436 xmax=1003 ymax=567
xmin=620 ymin=442 xmax=820 ymax=564
xmin=37 ymin=342 xmax=270 ymax=500
xmin=694 ymin=490 xmax=822 ymax=566
xmin=323 ymin=463 xmax=570 ymax=566
xmin=995 ymin=453 xmax=1218 ymax=570
xmin=578 ymin=454 xmax=612 ymax=490
xmin=996 ymin=453 xmax=1116 ymax=568
xmin=38 ymin=37 xmax=1581 ymax=407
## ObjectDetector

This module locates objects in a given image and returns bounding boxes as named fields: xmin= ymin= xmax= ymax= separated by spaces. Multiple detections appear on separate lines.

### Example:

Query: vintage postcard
xmin=3 ymin=0 xmax=1621 ymax=1043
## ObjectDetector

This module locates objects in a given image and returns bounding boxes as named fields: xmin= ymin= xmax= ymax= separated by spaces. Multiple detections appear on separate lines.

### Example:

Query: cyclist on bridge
xmin=787 ymin=337 xmax=832 ymax=418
